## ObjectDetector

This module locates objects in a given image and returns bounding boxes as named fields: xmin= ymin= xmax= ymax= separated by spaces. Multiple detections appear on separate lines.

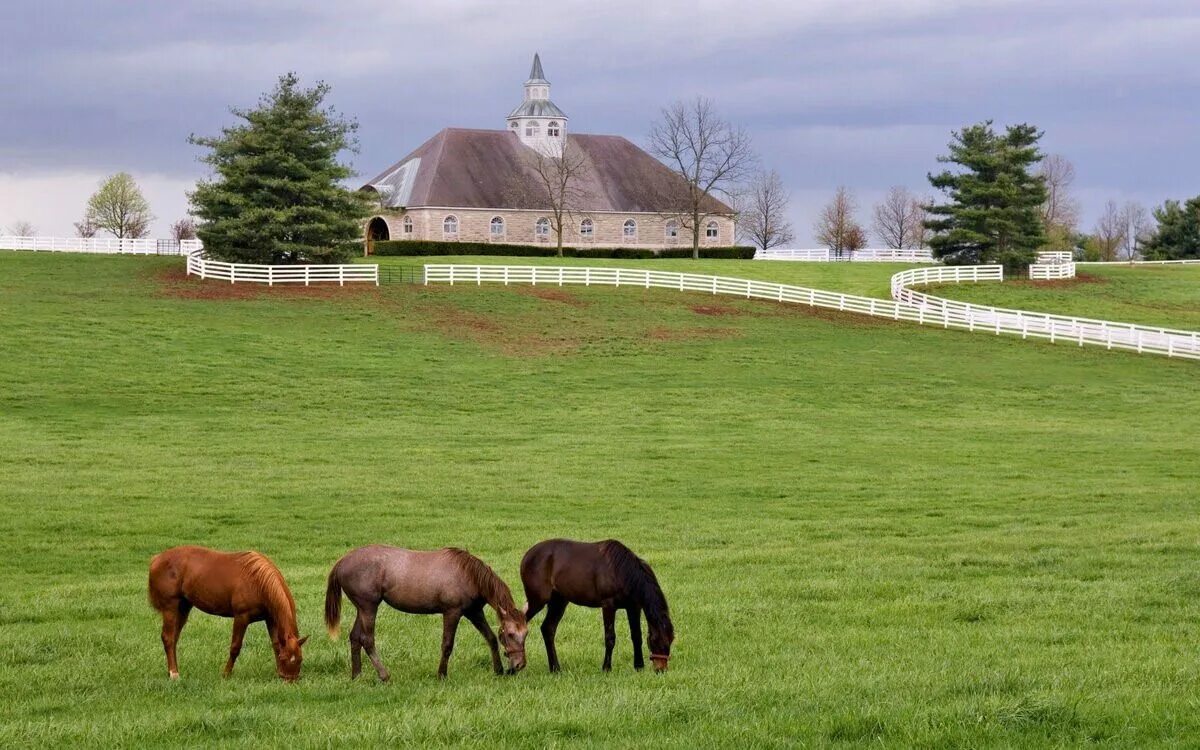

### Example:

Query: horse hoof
xmin=169 ymin=672 xmax=180 ymax=680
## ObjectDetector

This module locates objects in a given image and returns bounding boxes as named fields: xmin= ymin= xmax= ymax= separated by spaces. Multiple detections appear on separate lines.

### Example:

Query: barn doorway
xmin=366 ymin=217 xmax=390 ymax=255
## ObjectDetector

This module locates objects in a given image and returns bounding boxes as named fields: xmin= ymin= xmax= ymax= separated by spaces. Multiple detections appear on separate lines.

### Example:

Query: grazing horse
xmin=147 ymin=545 xmax=307 ymax=681
xmin=521 ymin=538 xmax=675 ymax=672
xmin=324 ymin=545 xmax=528 ymax=680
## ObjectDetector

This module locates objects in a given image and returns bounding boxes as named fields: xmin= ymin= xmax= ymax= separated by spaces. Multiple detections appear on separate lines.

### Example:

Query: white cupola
xmin=506 ymin=53 xmax=567 ymax=157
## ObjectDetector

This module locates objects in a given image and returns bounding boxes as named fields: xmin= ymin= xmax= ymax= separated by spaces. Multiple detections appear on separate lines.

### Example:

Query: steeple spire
xmin=529 ymin=52 xmax=546 ymax=82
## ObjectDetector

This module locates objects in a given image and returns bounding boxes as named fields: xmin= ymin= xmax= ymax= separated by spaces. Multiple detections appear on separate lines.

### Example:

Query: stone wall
xmin=369 ymin=208 xmax=736 ymax=249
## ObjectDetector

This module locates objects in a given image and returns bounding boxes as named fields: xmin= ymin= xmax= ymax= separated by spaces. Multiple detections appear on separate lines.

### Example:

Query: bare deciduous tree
xmin=86 ymin=172 xmax=154 ymax=239
xmin=1037 ymin=154 xmax=1081 ymax=234
xmin=6 ymin=220 xmax=36 ymax=236
xmin=74 ymin=218 xmax=98 ymax=238
xmin=1118 ymin=201 xmax=1152 ymax=261
xmin=508 ymin=140 xmax=593 ymax=257
xmin=815 ymin=187 xmax=865 ymax=257
xmin=737 ymin=169 xmax=794 ymax=251
xmin=649 ymin=97 xmax=756 ymax=258
xmin=1093 ymin=200 xmax=1126 ymax=262
xmin=872 ymin=186 xmax=927 ymax=248
xmin=171 ymin=217 xmax=198 ymax=241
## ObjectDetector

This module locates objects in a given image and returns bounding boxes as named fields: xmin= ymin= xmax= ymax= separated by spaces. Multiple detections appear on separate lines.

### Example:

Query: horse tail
xmin=324 ymin=564 xmax=343 ymax=640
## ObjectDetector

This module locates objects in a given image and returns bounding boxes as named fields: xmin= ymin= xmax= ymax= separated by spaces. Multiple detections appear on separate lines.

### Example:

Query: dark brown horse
xmin=521 ymin=539 xmax=675 ymax=672
xmin=147 ymin=545 xmax=307 ymax=681
xmin=324 ymin=545 xmax=528 ymax=679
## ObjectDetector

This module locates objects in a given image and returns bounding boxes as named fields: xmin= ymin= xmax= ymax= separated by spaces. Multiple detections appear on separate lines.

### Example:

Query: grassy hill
xmin=2 ymin=252 xmax=1199 ymax=747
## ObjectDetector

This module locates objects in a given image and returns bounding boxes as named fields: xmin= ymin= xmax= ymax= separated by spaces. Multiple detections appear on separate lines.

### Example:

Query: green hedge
xmin=371 ymin=240 xmax=755 ymax=259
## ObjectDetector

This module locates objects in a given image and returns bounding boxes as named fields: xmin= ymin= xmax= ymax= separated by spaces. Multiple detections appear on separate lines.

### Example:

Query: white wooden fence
xmin=424 ymin=264 xmax=1200 ymax=361
xmin=892 ymin=266 xmax=1199 ymax=359
xmin=0 ymin=235 xmax=202 ymax=255
xmin=186 ymin=251 xmax=378 ymax=286
xmin=756 ymin=247 xmax=936 ymax=263
xmin=1036 ymin=251 xmax=1074 ymax=265
xmin=1029 ymin=262 xmax=1076 ymax=280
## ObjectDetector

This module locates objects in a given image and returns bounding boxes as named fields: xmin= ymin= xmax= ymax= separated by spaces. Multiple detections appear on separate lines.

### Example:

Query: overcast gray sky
xmin=2 ymin=0 xmax=1198 ymax=244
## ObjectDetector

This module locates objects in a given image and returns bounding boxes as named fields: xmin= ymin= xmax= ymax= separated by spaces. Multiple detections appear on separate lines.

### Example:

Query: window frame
xmin=535 ymin=217 xmax=551 ymax=241
xmin=489 ymin=216 xmax=506 ymax=239
xmin=442 ymin=214 xmax=459 ymax=238
xmin=580 ymin=218 xmax=594 ymax=239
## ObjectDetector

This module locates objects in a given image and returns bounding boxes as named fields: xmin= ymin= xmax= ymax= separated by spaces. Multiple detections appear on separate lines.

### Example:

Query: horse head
xmin=497 ymin=608 xmax=528 ymax=674
xmin=275 ymin=634 xmax=308 ymax=681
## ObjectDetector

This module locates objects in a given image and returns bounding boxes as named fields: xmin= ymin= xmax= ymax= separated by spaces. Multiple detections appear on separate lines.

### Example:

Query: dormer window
xmin=526 ymin=120 xmax=540 ymax=137
xmin=547 ymin=121 xmax=560 ymax=137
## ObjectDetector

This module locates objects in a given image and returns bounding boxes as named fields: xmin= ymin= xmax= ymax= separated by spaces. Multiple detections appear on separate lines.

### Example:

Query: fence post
xmin=230 ymin=264 xmax=236 ymax=284
xmin=339 ymin=266 xmax=345 ymax=287
xmin=268 ymin=266 xmax=273 ymax=287
xmin=305 ymin=266 xmax=310 ymax=286
xmin=585 ymin=268 xmax=591 ymax=286
xmin=503 ymin=267 xmax=509 ymax=285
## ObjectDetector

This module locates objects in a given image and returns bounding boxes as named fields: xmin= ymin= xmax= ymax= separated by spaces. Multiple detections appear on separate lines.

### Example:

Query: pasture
xmin=1 ymin=252 xmax=1199 ymax=747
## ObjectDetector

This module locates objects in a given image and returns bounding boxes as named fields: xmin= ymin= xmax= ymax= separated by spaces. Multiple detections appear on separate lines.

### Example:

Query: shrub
xmin=370 ymin=240 xmax=755 ymax=259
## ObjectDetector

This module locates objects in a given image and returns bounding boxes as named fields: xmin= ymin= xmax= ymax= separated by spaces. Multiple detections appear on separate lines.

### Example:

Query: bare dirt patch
xmin=511 ymin=285 xmax=589 ymax=307
xmin=690 ymin=304 xmax=743 ymax=316
xmin=153 ymin=267 xmax=381 ymax=301
xmin=419 ymin=302 xmax=581 ymax=357
xmin=647 ymin=325 xmax=741 ymax=342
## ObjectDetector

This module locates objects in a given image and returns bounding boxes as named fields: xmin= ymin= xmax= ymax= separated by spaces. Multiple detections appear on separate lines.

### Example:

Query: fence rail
xmin=892 ymin=266 xmax=1199 ymax=359
xmin=0 ymin=235 xmax=202 ymax=255
xmin=1029 ymin=262 xmax=1077 ymax=280
xmin=424 ymin=264 xmax=1200 ymax=361
xmin=186 ymin=251 xmax=378 ymax=286
xmin=756 ymin=247 xmax=935 ymax=263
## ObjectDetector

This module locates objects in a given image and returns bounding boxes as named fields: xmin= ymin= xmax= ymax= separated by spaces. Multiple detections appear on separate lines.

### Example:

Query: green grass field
xmin=2 ymin=252 xmax=1199 ymax=747
xmin=930 ymin=264 xmax=1200 ymax=330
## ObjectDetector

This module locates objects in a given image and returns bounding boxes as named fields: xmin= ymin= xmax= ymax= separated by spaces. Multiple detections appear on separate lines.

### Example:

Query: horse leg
xmin=541 ymin=596 xmax=568 ymax=673
xmin=601 ymin=606 xmax=617 ymax=672
xmin=465 ymin=607 xmax=503 ymax=675
xmin=160 ymin=600 xmax=191 ymax=679
xmin=223 ymin=614 xmax=250 ymax=678
xmin=627 ymin=607 xmax=645 ymax=671
xmin=437 ymin=609 xmax=462 ymax=679
xmin=522 ymin=580 xmax=548 ymax=623
xmin=349 ymin=610 xmax=365 ymax=679
xmin=356 ymin=602 xmax=390 ymax=682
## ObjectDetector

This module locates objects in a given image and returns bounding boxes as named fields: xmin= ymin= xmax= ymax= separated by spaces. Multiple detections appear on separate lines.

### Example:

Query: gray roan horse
xmin=324 ymin=545 xmax=528 ymax=679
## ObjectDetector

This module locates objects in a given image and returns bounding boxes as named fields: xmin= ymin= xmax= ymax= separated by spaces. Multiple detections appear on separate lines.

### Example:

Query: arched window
xmin=706 ymin=221 xmax=719 ymax=240
xmin=443 ymin=215 xmax=458 ymax=237
xmin=623 ymin=219 xmax=637 ymax=239
xmin=580 ymin=218 xmax=594 ymax=239
xmin=403 ymin=216 xmax=413 ymax=235
xmin=535 ymin=217 xmax=550 ymax=240
xmin=490 ymin=216 xmax=505 ymax=238
xmin=665 ymin=220 xmax=679 ymax=240
xmin=526 ymin=120 xmax=540 ymax=137
xmin=547 ymin=121 xmax=561 ymax=137
xmin=510 ymin=121 xmax=519 ymax=130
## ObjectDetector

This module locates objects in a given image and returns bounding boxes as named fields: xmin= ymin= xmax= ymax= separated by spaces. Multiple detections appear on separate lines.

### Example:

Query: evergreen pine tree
xmin=925 ymin=121 xmax=1048 ymax=268
xmin=1142 ymin=197 xmax=1200 ymax=260
xmin=189 ymin=73 xmax=369 ymax=264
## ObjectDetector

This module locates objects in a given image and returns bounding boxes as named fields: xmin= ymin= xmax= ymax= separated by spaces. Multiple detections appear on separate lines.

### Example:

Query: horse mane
xmin=444 ymin=548 xmax=518 ymax=617
xmin=236 ymin=552 xmax=296 ymax=626
xmin=600 ymin=541 xmax=673 ymax=637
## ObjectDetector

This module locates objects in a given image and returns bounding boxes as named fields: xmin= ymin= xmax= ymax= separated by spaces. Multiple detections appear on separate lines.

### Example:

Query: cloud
xmin=2 ymin=0 xmax=1198 ymax=244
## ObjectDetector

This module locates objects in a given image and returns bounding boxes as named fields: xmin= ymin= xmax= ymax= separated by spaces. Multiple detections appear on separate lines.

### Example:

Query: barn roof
xmin=363 ymin=128 xmax=733 ymax=215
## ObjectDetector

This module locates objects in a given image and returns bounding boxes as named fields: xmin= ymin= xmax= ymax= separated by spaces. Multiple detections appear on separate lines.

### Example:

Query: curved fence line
xmin=892 ymin=266 xmax=1198 ymax=358
xmin=186 ymin=249 xmax=378 ymax=286
xmin=424 ymin=264 xmax=1199 ymax=361
xmin=1078 ymin=259 xmax=1200 ymax=266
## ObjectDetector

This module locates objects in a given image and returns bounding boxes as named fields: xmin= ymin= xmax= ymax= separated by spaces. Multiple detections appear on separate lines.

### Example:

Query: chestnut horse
xmin=521 ymin=539 xmax=675 ymax=672
xmin=148 ymin=545 xmax=307 ymax=681
xmin=324 ymin=545 xmax=528 ymax=679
